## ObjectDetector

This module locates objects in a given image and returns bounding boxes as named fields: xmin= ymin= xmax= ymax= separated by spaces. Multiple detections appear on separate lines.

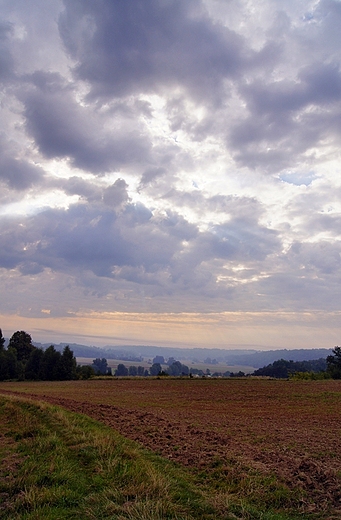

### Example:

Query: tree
xmin=181 ymin=363 xmax=189 ymax=376
xmin=153 ymin=355 xmax=165 ymax=365
xmin=253 ymin=358 xmax=327 ymax=379
xmin=327 ymin=346 xmax=341 ymax=379
xmin=59 ymin=346 xmax=77 ymax=380
xmin=92 ymin=358 xmax=108 ymax=375
xmin=9 ymin=331 xmax=35 ymax=363
xmin=167 ymin=361 xmax=181 ymax=376
xmin=167 ymin=361 xmax=189 ymax=376
xmin=128 ymin=365 xmax=138 ymax=376
xmin=150 ymin=362 xmax=162 ymax=376
xmin=40 ymin=345 xmax=61 ymax=380
xmin=137 ymin=366 xmax=145 ymax=376
xmin=76 ymin=365 xmax=95 ymax=379
xmin=0 ymin=347 xmax=17 ymax=381
xmin=25 ymin=348 xmax=44 ymax=380
xmin=230 ymin=371 xmax=245 ymax=378
xmin=0 ymin=329 xmax=5 ymax=351
xmin=7 ymin=348 xmax=19 ymax=379
xmin=115 ymin=363 xmax=128 ymax=376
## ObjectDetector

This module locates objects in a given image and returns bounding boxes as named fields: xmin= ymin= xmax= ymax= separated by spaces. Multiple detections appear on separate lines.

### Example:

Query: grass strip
xmin=0 ymin=395 xmax=224 ymax=519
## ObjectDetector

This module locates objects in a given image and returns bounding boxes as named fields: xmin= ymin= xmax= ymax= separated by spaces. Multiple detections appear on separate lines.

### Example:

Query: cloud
xmin=103 ymin=179 xmax=130 ymax=208
xmin=0 ymin=21 xmax=14 ymax=82
xmin=0 ymin=0 xmax=341 ymax=347
xmin=0 ymin=153 xmax=44 ymax=191
xmin=18 ymin=71 xmax=151 ymax=173
xmin=58 ymin=0 xmax=249 ymax=104
xmin=0 ymin=192 xmax=279 ymax=294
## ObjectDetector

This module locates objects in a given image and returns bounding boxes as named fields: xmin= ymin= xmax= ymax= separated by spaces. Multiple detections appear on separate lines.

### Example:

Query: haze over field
xmin=1 ymin=0 xmax=341 ymax=349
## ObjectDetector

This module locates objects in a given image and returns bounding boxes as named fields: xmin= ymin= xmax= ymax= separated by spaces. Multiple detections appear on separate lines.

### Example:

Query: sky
xmin=1 ymin=0 xmax=341 ymax=350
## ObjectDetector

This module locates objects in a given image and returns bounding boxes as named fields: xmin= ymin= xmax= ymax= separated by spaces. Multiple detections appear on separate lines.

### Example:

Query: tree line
xmin=2 ymin=329 xmax=341 ymax=381
xmin=92 ymin=358 xmax=193 ymax=377
xmin=0 ymin=330 xmax=90 ymax=381
xmin=251 ymin=348 xmax=341 ymax=379
xmin=0 ymin=330 xmax=196 ymax=381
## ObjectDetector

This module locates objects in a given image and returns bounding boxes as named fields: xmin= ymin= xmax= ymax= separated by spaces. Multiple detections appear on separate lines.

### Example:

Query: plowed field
xmin=1 ymin=378 xmax=341 ymax=517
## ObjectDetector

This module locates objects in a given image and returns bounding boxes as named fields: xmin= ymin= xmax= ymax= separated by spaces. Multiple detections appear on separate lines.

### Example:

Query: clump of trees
xmin=326 ymin=346 xmax=341 ymax=379
xmin=92 ymin=357 xmax=111 ymax=375
xmin=0 ymin=329 xmax=84 ymax=381
xmin=252 ymin=349 xmax=341 ymax=380
xmin=113 ymin=358 xmax=191 ymax=377
xmin=252 ymin=358 xmax=327 ymax=379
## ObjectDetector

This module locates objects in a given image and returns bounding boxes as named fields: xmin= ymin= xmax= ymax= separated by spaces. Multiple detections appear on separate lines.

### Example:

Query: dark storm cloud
xmin=20 ymin=71 xmax=151 ymax=172
xmin=0 ymin=135 xmax=45 ymax=190
xmin=0 ymin=202 xmax=189 ymax=278
xmin=0 ymin=154 xmax=44 ymax=190
xmin=229 ymin=7 xmax=341 ymax=173
xmin=58 ymin=0 xmax=255 ymax=104
xmin=103 ymin=179 xmax=130 ymax=207
xmin=139 ymin=167 xmax=167 ymax=189
xmin=237 ymin=62 xmax=341 ymax=128
xmin=0 ymin=194 xmax=280 ymax=292
xmin=59 ymin=176 xmax=102 ymax=202
xmin=183 ymin=218 xmax=280 ymax=268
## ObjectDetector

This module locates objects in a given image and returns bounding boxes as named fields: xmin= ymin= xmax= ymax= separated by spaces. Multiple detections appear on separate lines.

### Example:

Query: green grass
xmin=0 ymin=395 xmax=314 ymax=519
xmin=0 ymin=395 xmax=221 ymax=519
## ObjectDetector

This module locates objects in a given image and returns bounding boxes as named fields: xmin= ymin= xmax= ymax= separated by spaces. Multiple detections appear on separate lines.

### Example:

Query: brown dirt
xmin=1 ymin=378 xmax=341 ymax=515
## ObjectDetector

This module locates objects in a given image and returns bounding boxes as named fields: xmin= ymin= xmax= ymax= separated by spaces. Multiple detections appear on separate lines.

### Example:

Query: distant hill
xmin=104 ymin=345 xmax=332 ymax=367
xmin=34 ymin=342 xmax=105 ymax=358
xmin=33 ymin=342 xmax=332 ymax=368
xmin=34 ymin=342 xmax=143 ymax=362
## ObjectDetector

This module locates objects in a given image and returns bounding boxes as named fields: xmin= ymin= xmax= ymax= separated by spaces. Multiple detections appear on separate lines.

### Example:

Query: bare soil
xmin=1 ymin=378 xmax=341 ymax=516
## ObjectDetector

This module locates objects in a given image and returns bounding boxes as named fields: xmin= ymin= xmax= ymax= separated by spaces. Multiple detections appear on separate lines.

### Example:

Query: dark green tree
xmin=326 ymin=346 xmax=341 ymax=379
xmin=40 ymin=345 xmax=61 ymax=380
xmin=0 ymin=329 xmax=5 ymax=351
xmin=9 ymin=331 xmax=35 ymax=363
xmin=59 ymin=346 xmax=77 ymax=380
xmin=253 ymin=358 xmax=327 ymax=379
xmin=0 ymin=350 xmax=6 ymax=380
xmin=76 ymin=365 xmax=95 ymax=379
xmin=25 ymin=348 xmax=44 ymax=380
xmin=0 ymin=347 xmax=17 ymax=380
xmin=8 ymin=348 xmax=19 ymax=379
